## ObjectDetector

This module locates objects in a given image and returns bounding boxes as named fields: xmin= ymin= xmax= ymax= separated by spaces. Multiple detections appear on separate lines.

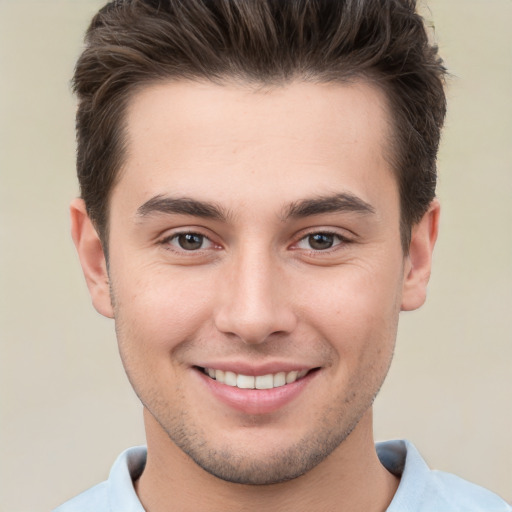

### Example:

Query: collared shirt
xmin=53 ymin=440 xmax=512 ymax=511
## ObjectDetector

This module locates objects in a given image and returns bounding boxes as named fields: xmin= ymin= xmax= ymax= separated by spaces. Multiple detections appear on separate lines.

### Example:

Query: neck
xmin=135 ymin=408 xmax=399 ymax=512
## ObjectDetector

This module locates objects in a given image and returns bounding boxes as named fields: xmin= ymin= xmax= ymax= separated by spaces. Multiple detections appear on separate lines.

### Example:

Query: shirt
xmin=53 ymin=440 xmax=512 ymax=511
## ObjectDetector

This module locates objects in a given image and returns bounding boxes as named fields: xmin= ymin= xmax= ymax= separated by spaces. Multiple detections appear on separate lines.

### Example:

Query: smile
xmin=200 ymin=367 xmax=310 ymax=389
xmin=196 ymin=365 xmax=320 ymax=414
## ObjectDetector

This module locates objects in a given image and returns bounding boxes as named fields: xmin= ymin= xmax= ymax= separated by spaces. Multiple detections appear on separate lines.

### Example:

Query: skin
xmin=71 ymin=80 xmax=439 ymax=512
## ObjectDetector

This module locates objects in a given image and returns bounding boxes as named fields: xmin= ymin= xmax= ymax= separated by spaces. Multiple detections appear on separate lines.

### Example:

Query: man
xmin=54 ymin=0 xmax=511 ymax=510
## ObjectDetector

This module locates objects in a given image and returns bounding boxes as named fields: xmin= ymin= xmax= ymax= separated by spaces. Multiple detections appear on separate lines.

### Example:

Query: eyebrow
xmin=136 ymin=192 xmax=375 ymax=223
xmin=283 ymin=193 xmax=375 ymax=219
xmin=136 ymin=195 xmax=229 ymax=221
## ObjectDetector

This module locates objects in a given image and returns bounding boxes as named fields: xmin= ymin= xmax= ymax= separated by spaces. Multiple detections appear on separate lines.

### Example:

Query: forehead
xmin=115 ymin=79 xmax=395 ymax=215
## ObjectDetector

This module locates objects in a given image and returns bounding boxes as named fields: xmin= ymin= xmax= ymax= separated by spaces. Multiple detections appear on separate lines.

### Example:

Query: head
xmin=73 ymin=0 xmax=446 ymax=255
xmin=70 ymin=0 xmax=445 ymax=487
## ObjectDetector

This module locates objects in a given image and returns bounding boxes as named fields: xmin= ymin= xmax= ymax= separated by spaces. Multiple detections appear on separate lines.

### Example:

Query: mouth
xmin=196 ymin=366 xmax=318 ymax=390
xmin=194 ymin=365 xmax=321 ymax=414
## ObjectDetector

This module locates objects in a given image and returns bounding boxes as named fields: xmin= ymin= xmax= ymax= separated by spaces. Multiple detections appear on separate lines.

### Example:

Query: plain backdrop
xmin=0 ymin=1 xmax=511 ymax=510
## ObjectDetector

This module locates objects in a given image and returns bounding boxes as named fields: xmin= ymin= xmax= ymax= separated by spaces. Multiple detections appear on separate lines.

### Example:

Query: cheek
xmin=111 ymin=264 xmax=215 ymax=355
xmin=296 ymin=262 xmax=403 ymax=356
xmin=111 ymin=270 xmax=212 ymax=401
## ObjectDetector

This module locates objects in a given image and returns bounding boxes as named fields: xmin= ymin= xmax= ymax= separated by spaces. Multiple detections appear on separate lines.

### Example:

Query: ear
xmin=70 ymin=198 xmax=114 ymax=318
xmin=401 ymin=199 xmax=440 ymax=311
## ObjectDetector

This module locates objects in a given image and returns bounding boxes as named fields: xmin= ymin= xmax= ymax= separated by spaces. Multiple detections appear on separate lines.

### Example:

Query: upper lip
xmin=194 ymin=361 xmax=319 ymax=376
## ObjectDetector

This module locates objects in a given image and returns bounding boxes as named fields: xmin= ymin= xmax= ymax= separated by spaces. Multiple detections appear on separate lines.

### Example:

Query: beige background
xmin=0 ymin=1 xmax=510 ymax=510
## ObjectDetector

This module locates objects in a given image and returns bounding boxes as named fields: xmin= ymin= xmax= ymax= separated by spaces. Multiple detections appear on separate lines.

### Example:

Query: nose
xmin=213 ymin=245 xmax=297 ymax=345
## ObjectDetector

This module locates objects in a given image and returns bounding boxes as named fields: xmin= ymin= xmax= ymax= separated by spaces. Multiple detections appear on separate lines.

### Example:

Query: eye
xmin=296 ymin=232 xmax=344 ymax=251
xmin=167 ymin=232 xmax=213 ymax=251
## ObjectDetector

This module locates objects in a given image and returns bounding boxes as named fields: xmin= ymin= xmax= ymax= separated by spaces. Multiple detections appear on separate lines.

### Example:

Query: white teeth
xmin=224 ymin=371 xmax=237 ymax=387
xmin=273 ymin=372 xmax=286 ymax=387
xmin=204 ymin=368 xmax=310 ymax=389
xmin=237 ymin=374 xmax=255 ymax=389
xmin=255 ymin=374 xmax=274 ymax=389
xmin=286 ymin=371 xmax=298 ymax=384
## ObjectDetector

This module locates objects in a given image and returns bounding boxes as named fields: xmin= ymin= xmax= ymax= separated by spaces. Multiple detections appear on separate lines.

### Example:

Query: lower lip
xmin=196 ymin=369 xmax=317 ymax=415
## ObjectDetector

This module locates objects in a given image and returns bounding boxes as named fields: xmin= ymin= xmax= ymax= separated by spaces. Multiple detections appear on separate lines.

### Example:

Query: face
xmin=82 ymin=80 xmax=425 ymax=484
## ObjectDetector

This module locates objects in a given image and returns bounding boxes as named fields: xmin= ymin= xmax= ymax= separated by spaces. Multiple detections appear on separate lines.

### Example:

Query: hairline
xmin=94 ymin=74 xmax=417 ymax=257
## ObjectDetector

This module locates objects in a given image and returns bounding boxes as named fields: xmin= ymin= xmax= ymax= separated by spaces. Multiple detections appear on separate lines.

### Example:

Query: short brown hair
xmin=73 ymin=0 xmax=447 ymax=251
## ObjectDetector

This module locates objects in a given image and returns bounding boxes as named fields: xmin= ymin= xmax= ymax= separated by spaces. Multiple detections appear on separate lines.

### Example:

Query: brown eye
xmin=308 ymin=233 xmax=335 ymax=250
xmin=176 ymin=233 xmax=206 ymax=250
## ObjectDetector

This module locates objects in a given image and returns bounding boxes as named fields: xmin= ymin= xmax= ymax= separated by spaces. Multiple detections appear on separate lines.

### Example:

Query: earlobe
xmin=70 ymin=198 xmax=114 ymax=318
xmin=401 ymin=199 xmax=440 ymax=312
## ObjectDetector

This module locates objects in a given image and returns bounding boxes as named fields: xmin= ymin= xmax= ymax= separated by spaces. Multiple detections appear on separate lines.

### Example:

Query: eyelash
xmin=159 ymin=230 xmax=351 ymax=254
xmin=159 ymin=232 xmax=216 ymax=252
xmin=294 ymin=231 xmax=351 ymax=253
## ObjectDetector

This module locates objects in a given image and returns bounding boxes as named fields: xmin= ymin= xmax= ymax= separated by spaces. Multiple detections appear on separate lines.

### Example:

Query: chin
xmin=158 ymin=410 xmax=362 ymax=486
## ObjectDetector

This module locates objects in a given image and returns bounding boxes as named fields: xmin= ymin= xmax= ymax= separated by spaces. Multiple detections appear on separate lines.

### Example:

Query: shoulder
xmin=378 ymin=440 xmax=512 ymax=512
xmin=53 ymin=482 xmax=109 ymax=512
xmin=52 ymin=446 xmax=147 ymax=512
xmin=426 ymin=469 xmax=512 ymax=511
